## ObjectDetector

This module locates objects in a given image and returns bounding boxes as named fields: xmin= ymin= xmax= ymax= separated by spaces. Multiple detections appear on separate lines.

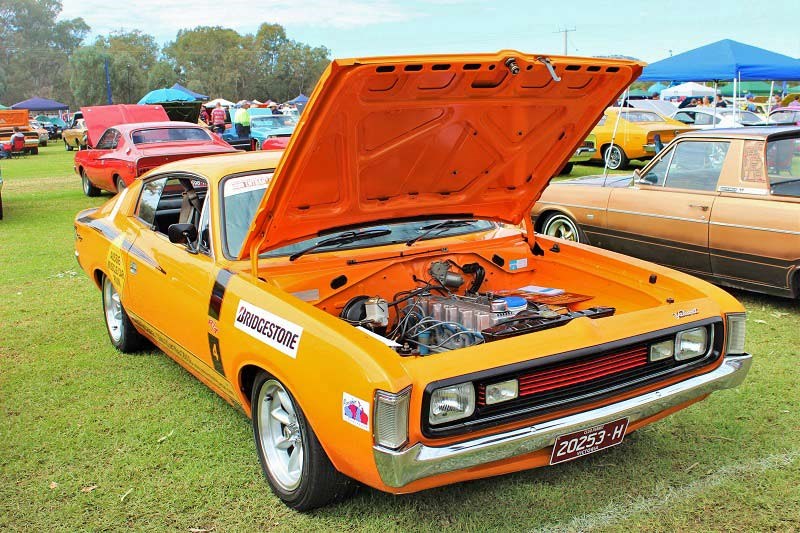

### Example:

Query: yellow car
xmin=62 ymin=113 xmax=87 ymax=150
xmin=591 ymin=108 xmax=692 ymax=169
xmin=73 ymin=51 xmax=750 ymax=511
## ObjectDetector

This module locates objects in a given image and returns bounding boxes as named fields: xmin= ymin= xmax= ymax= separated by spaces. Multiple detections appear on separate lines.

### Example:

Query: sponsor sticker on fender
xmin=342 ymin=393 xmax=370 ymax=431
xmin=234 ymin=299 xmax=303 ymax=358
xmin=105 ymin=234 xmax=127 ymax=290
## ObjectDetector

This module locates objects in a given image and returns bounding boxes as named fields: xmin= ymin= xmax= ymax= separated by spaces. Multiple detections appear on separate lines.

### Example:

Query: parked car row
xmin=73 ymin=52 xmax=752 ymax=512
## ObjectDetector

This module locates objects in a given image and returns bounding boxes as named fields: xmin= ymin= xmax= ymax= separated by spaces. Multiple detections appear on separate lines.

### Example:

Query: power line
xmin=553 ymin=27 xmax=576 ymax=56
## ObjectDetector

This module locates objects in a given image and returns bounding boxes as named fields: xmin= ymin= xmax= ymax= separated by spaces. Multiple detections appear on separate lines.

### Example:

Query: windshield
xmin=220 ymin=173 xmax=495 ymax=259
xmin=131 ymin=127 xmax=211 ymax=145
xmin=620 ymin=111 xmax=664 ymax=123
xmin=251 ymin=115 xmax=298 ymax=130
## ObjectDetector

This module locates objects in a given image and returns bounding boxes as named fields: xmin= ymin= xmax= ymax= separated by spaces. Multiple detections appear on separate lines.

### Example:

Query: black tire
xmin=101 ymin=275 xmax=148 ymax=353
xmin=0 ymin=191 xmax=4 ymax=220
xmin=604 ymin=145 xmax=629 ymax=170
xmin=65 ymin=139 xmax=73 ymax=151
xmin=559 ymin=162 xmax=574 ymax=175
xmin=81 ymin=170 xmax=100 ymax=197
xmin=541 ymin=212 xmax=585 ymax=243
xmin=115 ymin=176 xmax=127 ymax=193
xmin=30 ymin=147 xmax=38 ymax=155
xmin=251 ymin=373 xmax=356 ymax=511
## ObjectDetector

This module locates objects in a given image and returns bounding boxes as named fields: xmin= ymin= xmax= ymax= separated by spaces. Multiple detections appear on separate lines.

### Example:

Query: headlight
xmin=726 ymin=313 xmax=746 ymax=354
xmin=373 ymin=387 xmax=410 ymax=450
xmin=675 ymin=327 xmax=708 ymax=361
xmin=649 ymin=339 xmax=674 ymax=362
xmin=485 ymin=379 xmax=518 ymax=405
xmin=429 ymin=382 xmax=474 ymax=425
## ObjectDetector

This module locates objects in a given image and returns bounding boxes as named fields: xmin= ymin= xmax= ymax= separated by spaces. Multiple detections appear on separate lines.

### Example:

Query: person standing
xmin=788 ymin=95 xmax=800 ymax=108
xmin=199 ymin=106 xmax=210 ymax=125
xmin=234 ymin=101 xmax=251 ymax=138
xmin=211 ymin=102 xmax=227 ymax=134
xmin=714 ymin=94 xmax=727 ymax=108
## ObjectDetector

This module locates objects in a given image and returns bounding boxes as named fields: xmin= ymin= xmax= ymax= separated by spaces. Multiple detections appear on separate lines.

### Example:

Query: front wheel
xmin=251 ymin=374 xmax=356 ymax=511
xmin=65 ymin=139 xmax=73 ymax=151
xmin=541 ymin=213 xmax=585 ymax=243
xmin=81 ymin=170 xmax=100 ymax=197
xmin=102 ymin=276 xmax=147 ymax=353
xmin=604 ymin=145 xmax=629 ymax=170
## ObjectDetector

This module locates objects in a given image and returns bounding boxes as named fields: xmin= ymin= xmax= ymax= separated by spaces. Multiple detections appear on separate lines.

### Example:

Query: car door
xmin=86 ymin=129 xmax=118 ymax=189
xmin=604 ymin=139 xmax=730 ymax=275
xmin=125 ymin=174 xmax=223 ymax=376
xmin=710 ymin=137 xmax=800 ymax=292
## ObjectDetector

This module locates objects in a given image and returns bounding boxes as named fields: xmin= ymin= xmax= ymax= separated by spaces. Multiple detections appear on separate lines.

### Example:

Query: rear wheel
xmin=559 ymin=162 xmax=574 ymax=175
xmin=102 ymin=276 xmax=147 ymax=353
xmin=251 ymin=373 xmax=356 ymax=511
xmin=115 ymin=176 xmax=127 ymax=193
xmin=542 ymin=213 xmax=584 ymax=243
xmin=81 ymin=169 xmax=100 ymax=197
xmin=30 ymin=147 xmax=38 ymax=155
xmin=604 ymin=145 xmax=629 ymax=170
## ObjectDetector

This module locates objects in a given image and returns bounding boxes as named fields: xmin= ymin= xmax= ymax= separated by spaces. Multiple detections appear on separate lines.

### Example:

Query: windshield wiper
xmin=405 ymin=219 xmax=476 ymax=247
xmin=289 ymin=227 xmax=392 ymax=261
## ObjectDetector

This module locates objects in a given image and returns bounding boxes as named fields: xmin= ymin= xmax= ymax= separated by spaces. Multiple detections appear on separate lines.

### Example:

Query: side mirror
xmin=168 ymin=223 xmax=198 ymax=245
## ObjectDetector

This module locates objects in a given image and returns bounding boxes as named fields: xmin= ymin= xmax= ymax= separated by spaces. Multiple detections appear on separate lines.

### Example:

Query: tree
xmin=0 ymin=0 xmax=88 ymax=105
xmin=68 ymin=46 xmax=111 ymax=106
xmin=147 ymin=61 xmax=179 ymax=91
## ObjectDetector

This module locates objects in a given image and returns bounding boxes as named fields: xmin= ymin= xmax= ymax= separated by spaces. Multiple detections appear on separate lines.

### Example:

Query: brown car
xmin=532 ymin=127 xmax=800 ymax=298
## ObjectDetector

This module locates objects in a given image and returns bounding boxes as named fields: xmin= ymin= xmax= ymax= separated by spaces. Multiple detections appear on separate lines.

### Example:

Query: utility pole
xmin=554 ymin=27 xmax=576 ymax=55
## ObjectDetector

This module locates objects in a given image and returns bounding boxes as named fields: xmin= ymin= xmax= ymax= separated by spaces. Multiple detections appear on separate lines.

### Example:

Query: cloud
xmin=60 ymin=0 xmax=420 ymax=42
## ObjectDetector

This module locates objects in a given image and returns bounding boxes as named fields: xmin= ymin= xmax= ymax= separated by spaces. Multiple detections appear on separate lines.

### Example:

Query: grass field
xmin=1 ymin=145 xmax=799 ymax=531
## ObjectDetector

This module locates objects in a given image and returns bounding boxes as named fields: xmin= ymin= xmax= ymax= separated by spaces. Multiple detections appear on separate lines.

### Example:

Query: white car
xmin=671 ymin=107 xmax=765 ymax=129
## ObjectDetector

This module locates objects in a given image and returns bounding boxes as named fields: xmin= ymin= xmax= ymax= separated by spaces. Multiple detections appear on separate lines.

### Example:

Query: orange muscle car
xmin=591 ymin=108 xmax=693 ymax=169
xmin=533 ymin=127 xmax=800 ymax=298
xmin=74 ymin=52 xmax=751 ymax=511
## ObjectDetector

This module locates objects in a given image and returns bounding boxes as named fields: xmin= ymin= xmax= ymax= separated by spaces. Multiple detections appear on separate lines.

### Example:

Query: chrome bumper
xmin=643 ymin=143 xmax=657 ymax=153
xmin=373 ymin=354 xmax=751 ymax=488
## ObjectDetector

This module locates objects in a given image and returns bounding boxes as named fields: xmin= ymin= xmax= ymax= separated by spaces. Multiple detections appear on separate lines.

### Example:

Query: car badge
xmin=674 ymin=308 xmax=699 ymax=319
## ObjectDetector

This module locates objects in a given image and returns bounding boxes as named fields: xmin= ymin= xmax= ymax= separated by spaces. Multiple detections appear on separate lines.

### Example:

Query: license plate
xmin=550 ymin=418 xmax=629 ymax=465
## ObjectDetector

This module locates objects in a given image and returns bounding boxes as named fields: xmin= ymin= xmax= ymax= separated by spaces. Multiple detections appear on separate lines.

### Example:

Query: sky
xmin=60 ymin=0 xmax=800 ymax=64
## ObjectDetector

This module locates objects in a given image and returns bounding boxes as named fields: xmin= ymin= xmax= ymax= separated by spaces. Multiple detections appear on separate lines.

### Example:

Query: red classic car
xmin=74 ymin=104 xmax=236 ymax=196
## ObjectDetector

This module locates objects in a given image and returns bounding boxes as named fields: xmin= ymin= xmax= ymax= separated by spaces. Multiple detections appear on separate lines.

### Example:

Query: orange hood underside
xmin=81 ymin=104 xmax=169 ymax=146
xmin=240 ymin=51 xmax=643 ymax=259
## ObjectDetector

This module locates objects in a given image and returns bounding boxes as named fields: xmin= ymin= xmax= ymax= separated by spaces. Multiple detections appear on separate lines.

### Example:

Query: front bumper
xmin=569 ymin=146 xmax=596 ymax=163
xmin=373 ymin=354 xmax=751 ymax=488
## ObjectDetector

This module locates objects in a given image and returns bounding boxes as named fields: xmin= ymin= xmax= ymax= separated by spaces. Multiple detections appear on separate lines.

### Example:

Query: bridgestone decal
xmin=234 ymin=300 xmax=302 ymax=358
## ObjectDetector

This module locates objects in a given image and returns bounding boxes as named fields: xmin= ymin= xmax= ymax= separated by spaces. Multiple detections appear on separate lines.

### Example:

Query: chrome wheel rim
xmin=544 ymin=216 xmax=579 ymax=242
xmin=257 ymin=379 xmax=303 ymax=491
xmin=103 ymin=278 xmax=123 ymax=343
xmin=116 ymin=178 xmax=126 ymax=192
xmin=606 ymin=146 xmax=622 ymax=169
xmin=82 ymin=174 xmax=89 ymax=195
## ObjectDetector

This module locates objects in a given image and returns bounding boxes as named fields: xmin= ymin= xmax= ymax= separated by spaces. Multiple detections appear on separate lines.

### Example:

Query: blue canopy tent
xmin=646 ymin=82 xmax=667 ymax=95
xmin=11 ymin=96 xmax=69 ymax=111
xmin=639 ymin=39 xmax=800 ymax=82
xmin=171 ymin=83 xmax=208 ymax=100
xmin=138 ymin=88 xmax=195 ymax=104
xmin=287 ymin=93 xmax=309 ymax=104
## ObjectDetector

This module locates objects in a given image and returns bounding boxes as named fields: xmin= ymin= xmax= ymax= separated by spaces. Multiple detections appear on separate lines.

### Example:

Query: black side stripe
xmin=209 ymin=269 xmax=234 ymax=320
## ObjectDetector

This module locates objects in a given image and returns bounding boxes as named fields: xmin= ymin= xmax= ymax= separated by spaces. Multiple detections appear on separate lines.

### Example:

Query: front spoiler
xmin=373 ymin=354 xmax=751 ymax=488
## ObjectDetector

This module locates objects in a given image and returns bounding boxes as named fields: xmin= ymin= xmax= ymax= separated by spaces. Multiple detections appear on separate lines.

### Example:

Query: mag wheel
xmin=81 ymin=170 xmax=100 ymax=197
xmin=101 ymin=276 xmax=147 ymax=353
xmin=542 ymin=213 xmax=584 ymax=243
xmin=604 ymin=145 xmax=629 ymax=170
xmin=251 ymin=374 xmax=356 ymax=511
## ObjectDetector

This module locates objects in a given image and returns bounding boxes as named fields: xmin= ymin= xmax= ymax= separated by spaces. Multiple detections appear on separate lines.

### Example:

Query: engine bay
xmin=337 ymin=260 xmax=615 ymax=356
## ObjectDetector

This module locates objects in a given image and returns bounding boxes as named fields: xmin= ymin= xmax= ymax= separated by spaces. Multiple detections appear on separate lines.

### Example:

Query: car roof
xmin=678 ymin=125 xmax=800 ymax=139
xmin=112 ymin=121 xmax=203 ymax=133
xmin=146 ymin=149 xmax=285 ymax=185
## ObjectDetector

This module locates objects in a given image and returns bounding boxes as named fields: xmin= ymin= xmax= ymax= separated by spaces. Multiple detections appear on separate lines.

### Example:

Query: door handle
xmin=689 ymin=204 xmax=709 ymax=211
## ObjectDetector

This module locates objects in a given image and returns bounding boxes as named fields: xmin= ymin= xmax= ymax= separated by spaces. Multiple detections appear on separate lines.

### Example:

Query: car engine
xmin=339 ymin=260 xmax=615 ymax=355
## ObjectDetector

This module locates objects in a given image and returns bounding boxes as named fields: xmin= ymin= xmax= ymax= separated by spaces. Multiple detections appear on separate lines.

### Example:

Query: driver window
xmin=664 ymin=141 xmax=730 ymax=191
xmin=136 ymin=176 xmax=208 ymax=237
xmin=95 ymin=129 xmax=118 ymax=149
xmin=642 ymin=150 xmax=673 ymax=186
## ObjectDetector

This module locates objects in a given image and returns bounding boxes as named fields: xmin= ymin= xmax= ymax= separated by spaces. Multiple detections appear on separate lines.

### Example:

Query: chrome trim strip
xmin=606 ymin=208 xmax=705 ymax=223
xmin=536 ymin=202 xmax=600 ymax=210
xmin=709 ymin=221 xmax=800 ymax=235
xmin=373 ymin=354 xmax=751 ymax=488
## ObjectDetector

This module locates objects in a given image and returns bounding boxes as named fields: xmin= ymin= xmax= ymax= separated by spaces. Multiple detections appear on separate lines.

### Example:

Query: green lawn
xmin=1 ymin=145 xmax=798 ymax=531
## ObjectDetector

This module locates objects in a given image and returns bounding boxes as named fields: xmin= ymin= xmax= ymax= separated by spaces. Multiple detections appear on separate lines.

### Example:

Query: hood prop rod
xmin=537 ymin=56 xmax=561 ymax=82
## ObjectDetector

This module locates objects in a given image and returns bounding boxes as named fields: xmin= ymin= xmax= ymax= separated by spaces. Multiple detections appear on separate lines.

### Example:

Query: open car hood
xmin=0 ymin=110 xmax=30 ymax=129
xmin=239 ymin=51 xmax=643 ymax=259
xmin=81 ymin=104 xmax=169 ymax=146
